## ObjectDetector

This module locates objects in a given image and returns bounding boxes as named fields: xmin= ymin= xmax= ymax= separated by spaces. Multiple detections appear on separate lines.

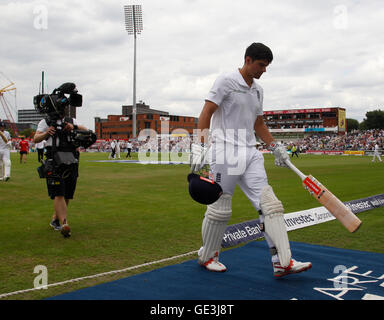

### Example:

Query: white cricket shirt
xmin=206 ymin=69 xmax=264 ymax=147
xmin=0 ymin=130 xmax=11 ymax=150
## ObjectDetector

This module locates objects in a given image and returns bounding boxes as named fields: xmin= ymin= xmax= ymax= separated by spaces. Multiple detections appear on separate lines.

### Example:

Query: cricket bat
xmin=285 ymin=159 xmax=362 ymax=233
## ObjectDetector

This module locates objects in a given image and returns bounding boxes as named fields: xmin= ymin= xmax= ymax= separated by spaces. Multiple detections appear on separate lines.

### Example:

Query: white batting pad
xmin=200 ymin=194 xmax=232 ymax=263
xmin=260 ymin=185 xmax=291 ymax=267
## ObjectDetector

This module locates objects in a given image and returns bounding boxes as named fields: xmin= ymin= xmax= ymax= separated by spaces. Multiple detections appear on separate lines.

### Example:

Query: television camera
xmin=33 ymin=82 xmax=96 ymax=179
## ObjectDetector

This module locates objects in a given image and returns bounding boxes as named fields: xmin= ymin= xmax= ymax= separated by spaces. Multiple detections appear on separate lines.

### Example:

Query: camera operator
xmin=33 ymin=82 xmax=95 ymax=238
xmin=34 ymin=115 xmax=87 ymax=238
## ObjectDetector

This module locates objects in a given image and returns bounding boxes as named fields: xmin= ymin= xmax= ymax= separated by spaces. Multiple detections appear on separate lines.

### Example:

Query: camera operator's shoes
xmin=273 ymin=259 xmax=312 ymax=277
xmin=61 ymin=224 xmax=71 ymax=238
xmin=50 ymin=219 xmax=61 ymax=231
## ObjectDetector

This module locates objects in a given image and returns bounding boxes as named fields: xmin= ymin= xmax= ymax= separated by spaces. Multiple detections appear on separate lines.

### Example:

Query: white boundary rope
xmin=0 ymin=250 xmax=198 ymax=299
xmin=2 ymin=193 xmax=383 ymax=299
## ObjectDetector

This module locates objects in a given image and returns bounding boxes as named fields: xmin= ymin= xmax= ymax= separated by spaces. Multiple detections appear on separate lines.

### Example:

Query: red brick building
xmin=95 ymin=102 xmax=198 ymax=139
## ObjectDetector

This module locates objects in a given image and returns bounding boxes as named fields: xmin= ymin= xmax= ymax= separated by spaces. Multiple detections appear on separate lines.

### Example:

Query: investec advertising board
xmin=222 ymin=193 xmax=384 ymax=248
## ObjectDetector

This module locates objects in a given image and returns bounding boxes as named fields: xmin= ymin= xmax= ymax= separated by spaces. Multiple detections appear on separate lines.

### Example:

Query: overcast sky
xmin=1 ymin=0 xmax=383 ymax=131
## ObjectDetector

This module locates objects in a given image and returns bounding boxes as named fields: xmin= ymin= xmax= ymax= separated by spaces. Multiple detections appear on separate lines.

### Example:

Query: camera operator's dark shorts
xmin=46 ymin=175 xmax=77 ymax=200
xmin=20 ymin=151 xmax=27 ymax=155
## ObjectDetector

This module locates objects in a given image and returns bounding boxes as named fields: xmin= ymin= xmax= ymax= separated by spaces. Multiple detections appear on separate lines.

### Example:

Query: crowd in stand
xmin=292 ymin=129 xmax=384 ymax=152
xmin=6 ymin=129 xmax=384 ymax=153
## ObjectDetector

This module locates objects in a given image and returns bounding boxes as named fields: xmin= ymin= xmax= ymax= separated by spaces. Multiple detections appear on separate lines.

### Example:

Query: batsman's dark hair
xmin=245 ymin=42 xmax=273 ymax=63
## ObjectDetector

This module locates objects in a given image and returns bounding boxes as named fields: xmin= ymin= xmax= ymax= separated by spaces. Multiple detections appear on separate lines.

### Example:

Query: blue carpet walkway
xmin=49 ymin=241 xmax=384 ymax=300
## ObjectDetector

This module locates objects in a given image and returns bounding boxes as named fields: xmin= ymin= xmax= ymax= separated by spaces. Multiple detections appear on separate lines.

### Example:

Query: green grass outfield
xmin=0 ymin=151 xmax=383 ymax=299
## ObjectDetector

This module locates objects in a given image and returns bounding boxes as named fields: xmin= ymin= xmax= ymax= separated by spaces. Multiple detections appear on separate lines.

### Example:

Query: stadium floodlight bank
xmin=124 ymin=4 xmax=143 ymax=139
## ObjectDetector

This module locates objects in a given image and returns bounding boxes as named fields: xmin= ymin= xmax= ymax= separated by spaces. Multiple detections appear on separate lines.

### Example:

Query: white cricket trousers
xmin=200 ymin=144 xmax=278 ymax=262
xmin=209 ymin=144 xmax=268 ymax=211
xmin=0 ymin=149 xmax=11 ymax=178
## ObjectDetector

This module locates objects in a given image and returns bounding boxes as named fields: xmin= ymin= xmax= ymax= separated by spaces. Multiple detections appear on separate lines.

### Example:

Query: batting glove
xmin=190 ymin=143 xmax=209 ymax=172
xmin=269 ymin=142 xmax=289 ymax=167
xmin=6 ymin=141 xmax=12 ymax=149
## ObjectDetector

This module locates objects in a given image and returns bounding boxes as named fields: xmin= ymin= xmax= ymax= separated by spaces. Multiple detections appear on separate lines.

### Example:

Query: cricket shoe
xmin=4 ymin=176 xmax=10 ymax=182
xmin=197 ymin=247 xmax=227 ymax=272
xmin=50 ymin=219 xmax=61 ymax=231
xmin=273 ymin=259 xmax=312 ymax=277
xmin=61 ymin=224 xmax=71 ymax=238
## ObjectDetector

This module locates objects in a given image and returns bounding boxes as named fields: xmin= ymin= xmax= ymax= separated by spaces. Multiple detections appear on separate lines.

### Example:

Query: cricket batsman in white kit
xmin=0 ymin=121 xmax=12 ymax=181
xmin=191 ymin=43 xmax=312 ymax=277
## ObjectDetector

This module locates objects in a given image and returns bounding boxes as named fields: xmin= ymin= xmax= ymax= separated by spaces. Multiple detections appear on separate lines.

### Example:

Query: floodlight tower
xmin=124 ymin=4 xmax=143 ymax=139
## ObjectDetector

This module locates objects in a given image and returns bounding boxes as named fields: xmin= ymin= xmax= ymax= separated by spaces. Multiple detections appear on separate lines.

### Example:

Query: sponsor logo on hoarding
xmin=344 ymin=150 xmax=364 ymax=155
xmin=284 ymin=214 xmax=315 ymax=228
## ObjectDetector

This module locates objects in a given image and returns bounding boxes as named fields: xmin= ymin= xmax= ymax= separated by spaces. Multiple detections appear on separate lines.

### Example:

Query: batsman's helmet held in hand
xmin=187 ymin=173 xmax=223 ymax=205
